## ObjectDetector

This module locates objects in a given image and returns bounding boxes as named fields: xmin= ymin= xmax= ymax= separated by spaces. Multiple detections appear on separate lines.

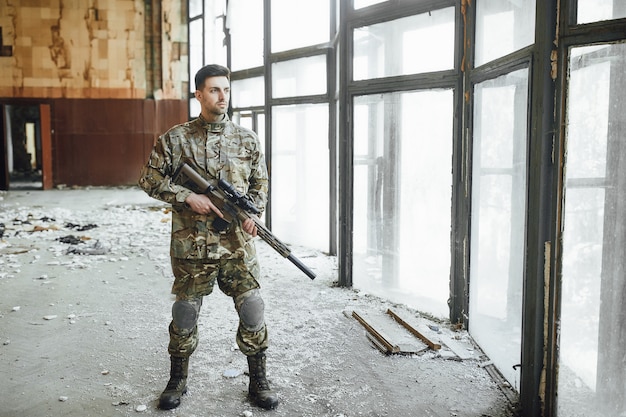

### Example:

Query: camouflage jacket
xmin=138 ymin=115 xmax=268 ymax=260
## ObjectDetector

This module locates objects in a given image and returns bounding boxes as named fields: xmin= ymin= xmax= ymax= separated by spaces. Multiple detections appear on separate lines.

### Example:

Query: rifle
xmin=174 ymin=163 xmax=316 ymax=280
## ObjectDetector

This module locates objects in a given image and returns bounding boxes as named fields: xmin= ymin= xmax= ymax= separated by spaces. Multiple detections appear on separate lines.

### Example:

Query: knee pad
xmin=172 ymin=298 xmax=202 ymax=331
xmin=235 ymin=289 xmax=265 ymax=333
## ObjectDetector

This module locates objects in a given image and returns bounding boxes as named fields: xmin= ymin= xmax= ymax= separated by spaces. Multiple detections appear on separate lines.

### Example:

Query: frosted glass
xmin=228 ymin=0 xmax=263 ymax=70
xmin=272 ymin=56 xmax=327 ymax=98
xmin=352 ymin=90 xmax=453 ymax=318
xmin=189 ymin=19 xmax=204 ymax=88
xmin=577 ymin=0 xmax=626 ymax=23
xmin=475 ymin=0 xmax=535 ymax=66
xmin=234 ymin=112 xmax=253 ymax=130
xmin=354 ymin=0 xmax=387 ymax=9
xmin=469 ymin=68 xmax=528 ymax=391
xmin=559 ymin=43 xmax=626 ymax=417
xmin=189 ymin=0 xmax=202 ymax=17
xmin=271 ymin=104 xmax=329 ymax=252
xmin=231 ymin=77 xmax=264 ymax=108
xmin=189 ymin=98 xmax=200 ymax=118
xmin=204 ymin=1 xmax=227 ymax=69
xmin=271 ymin=0 xmax=330 ymax=52
xmin=353 ymin=7 xmax=455 ymax=81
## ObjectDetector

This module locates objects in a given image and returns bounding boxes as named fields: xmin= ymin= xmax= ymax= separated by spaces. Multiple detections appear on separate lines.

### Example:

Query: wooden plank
xmin=352 ymin=310 xmax=426 ymax=354
xmin=438 ymin=333 xmax=474 ymax=360
xmin=352 ymin=310 xmax=399 ymax=354
xmin=366 ymin=332 xmax=390 ymax=354
xmin=386 ymin=309 xmax=442 ymax=351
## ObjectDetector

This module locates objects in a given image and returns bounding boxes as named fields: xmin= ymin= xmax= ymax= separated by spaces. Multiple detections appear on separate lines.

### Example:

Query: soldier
xmin=138 ymin=64 xmax=277 ymax=410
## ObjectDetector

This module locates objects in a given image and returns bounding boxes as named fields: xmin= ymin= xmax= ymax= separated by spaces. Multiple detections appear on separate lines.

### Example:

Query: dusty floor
xmin=0 ymin=188 xmax=518 ymax=417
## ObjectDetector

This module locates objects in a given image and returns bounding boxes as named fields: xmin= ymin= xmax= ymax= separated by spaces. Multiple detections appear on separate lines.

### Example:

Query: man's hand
xmin=185 ymin=193 xmax=224 ymax=217
xmin=242 ymin=218 xmax=258 ymax=237
xmin=185 ymin=193 xmax=257 ymax=236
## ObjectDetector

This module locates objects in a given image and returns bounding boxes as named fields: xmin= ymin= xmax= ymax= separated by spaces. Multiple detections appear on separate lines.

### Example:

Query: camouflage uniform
xmin=139 ymin=114 xmax=269 ymax=357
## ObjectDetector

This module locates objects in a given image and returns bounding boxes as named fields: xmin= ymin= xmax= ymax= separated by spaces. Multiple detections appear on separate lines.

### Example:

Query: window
xmin=271 ymin=104 xmax=330 ymax=251
xmin=272 ymin=56 xmax=327 ymax=98
xmin=354 ymin=0 xmax=387 ymax=9
xmin=228 ymin=0 xmax=264 ymax=70
xmin=353 ymin=7 xmax=455 ymax=80
xmin=469 ymin=68 xmax=529 ymax=391
xmin=577 ymin=0 xmax=626 ymax=23
xmin=475 ymin=0 xmax=536 ymax=66
xmin=558 ymin=42 xmax=626 ymax=417
xmin=352 ymin=89 xmax=453 ymax=317
xmin=270 ymin=0 xmax=330 ymax=52
xmin=231 ymin=77 xmax=264 ymax=108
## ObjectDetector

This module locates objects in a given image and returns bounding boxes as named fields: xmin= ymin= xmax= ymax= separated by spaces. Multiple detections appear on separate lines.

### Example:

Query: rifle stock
xmin=174 ymin=163 xmax=316 ymax=280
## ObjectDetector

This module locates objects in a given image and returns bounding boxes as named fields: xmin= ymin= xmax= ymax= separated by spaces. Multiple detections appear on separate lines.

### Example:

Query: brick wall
xmin=0 ymin=0 xmax=189 ymax=187
xmin=0 ymin=0 xmax=187 ymax=99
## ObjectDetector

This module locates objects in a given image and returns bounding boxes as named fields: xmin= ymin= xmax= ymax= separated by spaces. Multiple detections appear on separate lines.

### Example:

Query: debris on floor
xmin=350 ymin=309 xmax=428 ymax=355
xmin=0 ymin=189 xmax=517 ymax=417
xmin=66 ymin=239 xmax=109 ymax=255
xmin=348 ymin=307 xmax=477 ymax=361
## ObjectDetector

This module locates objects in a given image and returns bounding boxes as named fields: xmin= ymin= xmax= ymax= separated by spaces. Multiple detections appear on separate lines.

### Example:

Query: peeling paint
xmin=460 ymin=0 xmax=470 ymax=72
xmin=49 ymin=25 xmax=71 ymax=70
xmin=1 ymin=0 xmax=158 ymax=98
xmin=83 ymin=1 xmax=97 ymax=85
xmin=540 ymin=240 xmax=552 ymax=415
xmin=550 ymin=49 xmax=558 ymax=80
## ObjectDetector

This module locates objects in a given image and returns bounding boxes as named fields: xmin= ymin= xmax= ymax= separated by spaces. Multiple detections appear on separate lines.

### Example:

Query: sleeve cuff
xmin=175 ymin=188 xmax=193 ymax=203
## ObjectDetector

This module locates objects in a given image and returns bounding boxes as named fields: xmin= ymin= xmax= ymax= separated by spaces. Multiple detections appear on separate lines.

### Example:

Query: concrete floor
xmin=0 ymin=188 xmax=518 ymax=417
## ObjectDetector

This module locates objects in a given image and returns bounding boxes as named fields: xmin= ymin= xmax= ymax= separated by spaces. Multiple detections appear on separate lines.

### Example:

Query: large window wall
xmin=349 ymin=5 xmax=456 ymax=318
xmin=468 ymin=0 xmax=536 ymax=394
xmin=191 ymin=0 xmax=333 ymax=253
xmin=557 ymin=41 xmax=626 ymax=417
xmin=469 ymin=69 xmax=528 ymax=391
xmin=353 ymin=90 xmax=453 ymax=317
xmin=189 ymin=1 xmax=626 ymax=416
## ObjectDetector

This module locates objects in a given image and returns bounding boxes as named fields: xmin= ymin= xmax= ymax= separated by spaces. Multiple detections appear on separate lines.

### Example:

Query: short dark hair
xmin=195 ymin=64 xmax=230 ymax=90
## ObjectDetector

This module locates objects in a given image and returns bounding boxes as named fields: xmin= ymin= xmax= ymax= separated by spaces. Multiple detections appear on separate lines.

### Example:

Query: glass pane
xmin=231 ymin=77 xmax=264 ymax=108
xmin=272 ymin=56 xmax=327 ymax=98
xmin=353 ymin=7 xmax=455 ymax=81
xmin=189 ymin=19 xmax=204 ymax=88
xmin=353 ymin=90 xmax=453 ymax=318
xmin=189 ymin=98 xmax=200 ymax=118
xmin=354 ymin=0 xmax=387 ymax=9
xmin=469 ymin=68 xmax=529 ymax=391
xmin=475 ymin=0 xmax=536 ymax=66
xmin=271 ymin=104 xmax=329 ymax=251
xmin=228 ymin=0 xmax=263 ymax=70
xmin=234 ymin=112 xmax=253 ymax=130
xmin=205 ymin=13 xmax=227 ymax=68
xmin=271 ymin=0 xmax=330 ymax=52
xmin=258 ymin=113 xmax=266 ymax=154
xmin=559 ymin=43 xmax=626 ymax=417
xmin=578 ymin=0 xmax=626 ymax=23
xmin=189 ymin=0 xmax=202 ymax=17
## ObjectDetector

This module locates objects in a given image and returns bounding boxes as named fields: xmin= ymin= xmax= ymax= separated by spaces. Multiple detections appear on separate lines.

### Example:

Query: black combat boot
xmin=158 ymin=355 xmax=189 ymax=410
xmin=247 ymin=351 xmax=279 ymax=409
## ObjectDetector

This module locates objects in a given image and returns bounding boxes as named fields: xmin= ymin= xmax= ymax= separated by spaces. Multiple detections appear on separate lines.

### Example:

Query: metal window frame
xmin=187 ymin=2 xmax=626 ymax=415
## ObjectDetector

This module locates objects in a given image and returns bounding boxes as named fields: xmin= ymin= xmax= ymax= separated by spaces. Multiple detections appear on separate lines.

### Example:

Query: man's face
xmin=195 ymin=76 xmax=230 ymax=121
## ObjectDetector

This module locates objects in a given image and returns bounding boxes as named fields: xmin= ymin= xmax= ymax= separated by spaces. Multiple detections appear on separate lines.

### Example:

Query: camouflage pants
xmin=167 ymin=256 xmax=269 ymax=357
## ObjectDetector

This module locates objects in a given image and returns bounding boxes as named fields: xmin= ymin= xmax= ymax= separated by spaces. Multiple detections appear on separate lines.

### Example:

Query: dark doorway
xmin=1 ymin=103 xmax=45 ymax=190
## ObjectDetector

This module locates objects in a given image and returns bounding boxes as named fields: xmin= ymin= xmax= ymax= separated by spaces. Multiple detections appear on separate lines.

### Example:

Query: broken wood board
xmin=438 ymin=333 xmax=475 ymax=360
xmin=352 ymin=310 xmax=427 ymax=355
xmin=386 ymin=309 xmax=441 ymax=351
xmin=366 ymin=332 xmax=389 ymax=354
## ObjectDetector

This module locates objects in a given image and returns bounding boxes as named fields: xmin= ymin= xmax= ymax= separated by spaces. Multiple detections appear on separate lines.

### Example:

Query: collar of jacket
xmin=198 ymin=114 xmax=228 ymax=133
